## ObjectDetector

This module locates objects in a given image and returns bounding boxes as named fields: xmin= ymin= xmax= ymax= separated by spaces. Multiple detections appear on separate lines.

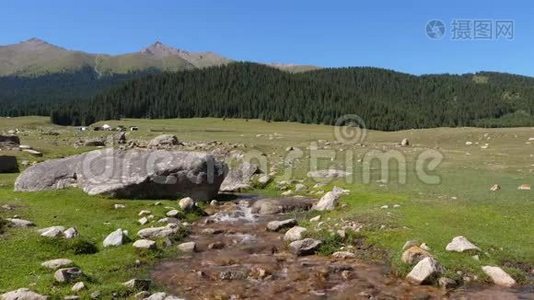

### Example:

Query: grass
xmin=0 ymin=116 xmax=533 ymax=294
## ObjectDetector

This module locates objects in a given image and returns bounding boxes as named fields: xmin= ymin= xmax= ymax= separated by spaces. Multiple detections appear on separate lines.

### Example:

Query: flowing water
xmin=151 ymin=196 xmax=533 ymax=300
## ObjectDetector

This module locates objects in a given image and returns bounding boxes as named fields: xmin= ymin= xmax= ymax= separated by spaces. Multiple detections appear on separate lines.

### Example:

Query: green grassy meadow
xmin=0 ymin=116 xmax=533 ymax=296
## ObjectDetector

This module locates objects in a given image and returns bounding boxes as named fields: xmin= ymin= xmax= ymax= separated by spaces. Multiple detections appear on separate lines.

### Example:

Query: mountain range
xmin=0 ymin=38 xmax=317 ymax=77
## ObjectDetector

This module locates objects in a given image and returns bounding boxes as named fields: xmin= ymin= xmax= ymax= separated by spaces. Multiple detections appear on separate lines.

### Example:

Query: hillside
xmin=0 ymin=39 xmax=232 ymax=77
xmin=49 ymin=62 xmax=534 ymax=130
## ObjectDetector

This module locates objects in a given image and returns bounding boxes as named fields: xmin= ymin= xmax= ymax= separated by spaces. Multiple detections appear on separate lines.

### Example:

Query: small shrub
xmin=66 ymin=238 xmax=99 ymax=254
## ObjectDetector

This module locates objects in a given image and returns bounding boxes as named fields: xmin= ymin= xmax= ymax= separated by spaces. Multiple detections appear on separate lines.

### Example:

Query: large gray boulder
xmin=220 ymin=162 xmax=260 ymax=192
xmin=0 ymin=156 xmax=18 ymax=173
xmin=14 ymin=149 xmax=226 ymax=201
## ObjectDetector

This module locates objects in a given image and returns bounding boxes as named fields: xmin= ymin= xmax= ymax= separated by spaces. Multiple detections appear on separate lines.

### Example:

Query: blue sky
xmin=1 ymin=0 xmax=532 ymax=75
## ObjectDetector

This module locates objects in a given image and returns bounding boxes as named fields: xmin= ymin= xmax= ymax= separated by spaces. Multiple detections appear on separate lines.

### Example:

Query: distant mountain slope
xmin=0 ymin=38 xmax=315 ymax=77
xmin=0 ymin=38 xmax=95 ymax=76
xmin=47 ymin=62 xmax=534 ymax=130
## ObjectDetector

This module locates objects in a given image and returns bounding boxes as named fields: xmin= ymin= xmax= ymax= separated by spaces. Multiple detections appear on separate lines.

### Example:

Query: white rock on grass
xmin=482 ymin=266 xmax=516 ymax=287
xmin=133 ymin=239 xmax=156 ymax=249
xmin=1 ymin=288 xmax=47 ymax=300
xmin=103 ymin=229 xmax=126 ymax=247
xmin=166 ymin=210 xmax=179 ymax=217
xmin=283 ymin=226 xmax=307 ymax=242
xmin=406 ymin=257 xmax=442 ymax=284
xmin=138 ymin=217 xmax=149 ymax=225
xmin=63 ymin=227 xmax=78 ymax=239
xmin=445 ymin=236 xmax=480 ymax=252
xmin=114 ymin=204 xmax=126 ymax=209
xmin=138 ymin=210 xmax=151 ymax=217
xmin=54 ymin=267 xmax=83 ymax=283
xmin=309 ymin=215 xmax=321 ymax=222
xmin=39 ymin=226 xmax=65 ymax=238
xmin=312 ymin=187 xmax=346 ymax=211
xmin=71 ymin=281 xmax=86 ymax=292
xmin=178 ymin=197 xmax=195 ymax=211
xmin=6 ymin=218 xmax=35 ymax=227
xmin=41 ymin=258 xmax=73 ymax=270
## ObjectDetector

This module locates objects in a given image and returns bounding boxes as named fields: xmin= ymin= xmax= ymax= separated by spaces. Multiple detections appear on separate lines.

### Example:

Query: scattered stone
xmin=251 ymin=198 xmax=314 ymax=215
xmin=210 ymin=200 xmax=218 ymax=206
xmin=490 ymin=184 xmax=500 ymax=192
xmin=114 ymin=204 xmax=126 ymax=209
xmin=517 ymin=184 xmax=531 ymax=191
xmin=256 ymin=174 xmax=272 ymax=187
xmin=123 ymin=278 xmax=151 ymax=291
xmin=166 ymin=209 xmax=179 ymax=217
xmin=309 ymin=215 xmax=321 ymax=222
xmin=138 ymin=217 xmax=149 ymax=225
xmin=7 ymin=218 xmax=34 ymax=227
xmin=22 ymin=149 xmax=42 ymax=157
xmin=177 ymin=241 xmax=196 ymax=253
xmin=283 ymin=226 xmax=307 ymax=242
xmin=289 ymin=238 xmax=322 ymax=256
xmin=103 ymin=228 xmax=126 ymax=247
xmin=42 ymin=258 xmax=73 ymax=270
xmin=393 ymin=204 xmax=401 ymax=208
xmin=90 ymin=291 xmax=101 ymax=299
xmin=1 ymin=288 xmax=47 ymax=300
xmin=71 ymin=281 xmax=85 ymax=292
xmin=445 ymin=236 xmax=480 ymax=252
xmin=83 ymin=138 xmax=105 ymax=147
xmin=438 ymin=277 xmax=457 ymax=289
xmin=267 ymin=218 xmax=297 ymax=232
xmin=133 ymin=239 xmax=156 ymax=249
xmin=313 ymin=187 xmax=345 ymax=211
xmin=332 ymin=251 xmax=356 ymax=259
xmin=138 ymin=210 xmax=151 ymax=216
xmin=54 ymin=267 xmax=83 ymax=283
xmin=63 ymin=227 xmax=78 ymax=239
xmin=380 ymin=205 xmax=389 ymax=209
xmin=39 ymin=226 xmax=65 ymax=238
xmin=281 ymin=190 xmax=293 ymax=196
xmin=178 ymin=197 xmax=195 ymax=211
xmin=401 ymin=138 xmax=410 ymax=147
xmin=482 ymin=266 xmax=516 ymax=287
xmin=137 ymin=224 xmax=180 ymax=239
xmin=148 ymin=134 xmax=180 ymax=148
xmin=402 ymin=246 xmax=432 ymax=265
xmin=157 ymin=217 xmax=180 ymax=224
xmin=406 ymin=257 xmax=442 ymax=285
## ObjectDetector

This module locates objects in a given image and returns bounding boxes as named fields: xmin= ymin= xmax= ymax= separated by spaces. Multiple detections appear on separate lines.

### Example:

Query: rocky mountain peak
xmin=141 ymin=41 xmax=189 ymax=56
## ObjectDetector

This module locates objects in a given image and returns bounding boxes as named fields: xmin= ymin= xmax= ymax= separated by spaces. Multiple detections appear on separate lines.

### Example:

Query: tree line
xmin=2 ymin=63 xmax=534 ymax=130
